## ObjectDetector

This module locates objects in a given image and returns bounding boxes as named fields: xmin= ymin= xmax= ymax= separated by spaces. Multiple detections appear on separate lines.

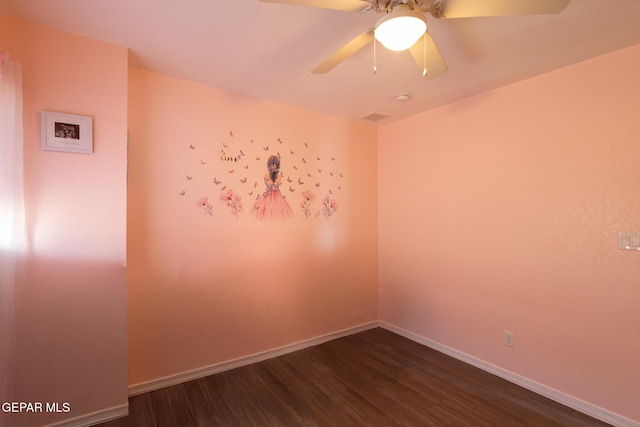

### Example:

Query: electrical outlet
xmin=504 ymin=331 xmax=514 ymax=348
xmin=619 ymin=232 xmax=640 ymax=251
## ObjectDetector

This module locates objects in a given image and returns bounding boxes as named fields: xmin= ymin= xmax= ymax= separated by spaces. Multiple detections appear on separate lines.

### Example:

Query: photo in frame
xmin=41 ymin=111 xmax=93 ymax=154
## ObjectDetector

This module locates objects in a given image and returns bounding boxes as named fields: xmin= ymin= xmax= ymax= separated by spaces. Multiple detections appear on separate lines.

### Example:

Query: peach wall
xmin=0 ymin=15 xmax=128 ymax=427
xmin=379 ymin=44 xmax=640 ymax=423
xmin=127 ymin=68 xmax=378 ymax=387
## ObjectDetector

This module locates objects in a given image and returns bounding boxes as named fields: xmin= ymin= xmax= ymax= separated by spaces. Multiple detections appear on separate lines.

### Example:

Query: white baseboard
xmin=380 ymin=321 xmax=639 ymax=427
xmin=126 ymin=320 xmax=637 ymax=427
xmin=128 ymin=321 xmax=379 ymax=396
xmin=45 ymin=403 xmax=128 ymax=427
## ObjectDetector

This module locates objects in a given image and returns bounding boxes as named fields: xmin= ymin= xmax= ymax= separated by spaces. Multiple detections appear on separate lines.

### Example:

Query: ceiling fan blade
xmin=408 ymin=31 xmax=448 ymax=79
xmin=311 ymin=31 xmax=374 ymax=74
xmin=258 ymin=0 xmax=370 ymax=12
xmin=432 ymin=0 xmax=571 ymax=18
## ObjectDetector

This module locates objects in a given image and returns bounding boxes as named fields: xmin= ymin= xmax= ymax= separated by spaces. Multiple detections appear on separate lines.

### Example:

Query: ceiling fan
xmin=258 ymin=0 xmax=571 ymax=79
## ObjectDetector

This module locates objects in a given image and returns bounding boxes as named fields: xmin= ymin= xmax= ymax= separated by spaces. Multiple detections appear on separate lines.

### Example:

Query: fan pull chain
xmin=373 ymin=36 xmax=377 ymax=75
xmin=423 ymin=31 xmax=427 ymax=77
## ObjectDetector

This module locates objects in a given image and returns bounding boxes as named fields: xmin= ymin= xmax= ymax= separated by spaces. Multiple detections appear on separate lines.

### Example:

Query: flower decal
xmin=320 ymin=194 xmax=337 ymax=220
xmin=196 ymin=197 xmax=214 ymax=216
xmin=300 ymin=190 xmax=315 ymax=219
xmin=220 ymin=189 xmax=243 ymax=218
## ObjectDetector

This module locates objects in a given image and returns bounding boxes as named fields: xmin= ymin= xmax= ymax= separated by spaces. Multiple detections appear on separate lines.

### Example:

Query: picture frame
xmin=41 ymin=111 xmax=93 ymax=154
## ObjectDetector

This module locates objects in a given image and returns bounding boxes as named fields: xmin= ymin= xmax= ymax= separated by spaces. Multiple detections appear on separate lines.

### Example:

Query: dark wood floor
xmin=94 ymin=328 xmax=611 ymax=426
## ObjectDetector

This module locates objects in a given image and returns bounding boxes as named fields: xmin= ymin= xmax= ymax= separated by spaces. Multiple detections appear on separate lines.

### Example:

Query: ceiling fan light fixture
xmin=374 ymin=7 xmax=427 ymax=52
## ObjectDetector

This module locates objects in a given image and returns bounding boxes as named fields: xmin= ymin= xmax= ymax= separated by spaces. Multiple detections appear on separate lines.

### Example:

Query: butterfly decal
xmin=179 ymin=190 xmax=186 ymax=196
xmin=213 ymin=178 xmax=222 ymax=185
xmin=329 ymin=189 xmax=333 ymax=195
xmin=289 ymin=186 xmax=295 ymax=192
xmin=186 ymin=175 xmax=192 ymax=180
xmin=287 ymin=176 xmax=293 ymax=183
xmin=315 ymin=182 xmax=320 ymax=187
xmin=256 ymin=157 xmax=261 ymax=161
xmin=298 ymin=178 xmax=304 ymax=185
xmin=223 ymin=142 xmax=228 ymax=148
xmin=248 ymin=191 xmax=254 ymax=196
xmin=304 ymin=142 xmax=309 ymax=148
xmin=244 ymin=165 xmax=249 ymax=169
xmin=189 ymin=144 xmax=196 ymax=150
xmin=307 ymin=172 xmax=311 ymax=177
xmin=240 ymin=177 xmax=247 ymax=184
xmin=239 ymin=150 xmax=245 ymax=156
xmin=302 ymin=158 xmax=307 ymax=163
xmin=253 ymin=182 xmax=258 ymax=188
xmin=263 ymin=146 xmax=269 ymax=151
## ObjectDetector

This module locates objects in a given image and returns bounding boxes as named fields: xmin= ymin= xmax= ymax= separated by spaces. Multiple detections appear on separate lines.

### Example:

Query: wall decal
xmin=219 ymin=150 xmax=244 ymax=162
xmin=250 ymin=155 xmax=293 ymax=222
xmin=319 ymin=195 xmax=338 ymax=219
xmin=179 ymin=130 xmax=344 ymax=222
xmin=219 ymin=189 xmax=243 ymax=218
xmin=300 ymin=191 xmax=315 ymax=219
xmin=196 ymin=197 xmax=214 ymax=216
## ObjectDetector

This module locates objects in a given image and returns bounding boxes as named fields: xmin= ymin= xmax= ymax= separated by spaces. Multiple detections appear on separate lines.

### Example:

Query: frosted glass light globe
xmin=375 ymin=8 xmax=427 ymax=51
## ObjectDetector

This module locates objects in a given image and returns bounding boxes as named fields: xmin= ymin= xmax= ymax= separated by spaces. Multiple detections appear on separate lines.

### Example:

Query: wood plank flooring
xmin=94 ymin=328 xmax=612 ymax=426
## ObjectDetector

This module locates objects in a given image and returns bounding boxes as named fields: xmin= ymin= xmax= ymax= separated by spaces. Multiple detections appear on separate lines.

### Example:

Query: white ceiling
xmin=2 ymin=0 xmax=640 ymax=125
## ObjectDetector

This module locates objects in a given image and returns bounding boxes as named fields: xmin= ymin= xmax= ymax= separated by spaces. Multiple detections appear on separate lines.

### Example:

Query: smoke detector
xmin=360 ymin=111 xmax=389 ymax=122
xmin=395 ymin=92 xmax=411 ymax=103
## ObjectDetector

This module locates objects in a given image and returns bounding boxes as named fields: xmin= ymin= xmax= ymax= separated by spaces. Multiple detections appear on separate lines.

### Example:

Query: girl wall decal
xmin=250 ymin=155 xmax=293 ymax=221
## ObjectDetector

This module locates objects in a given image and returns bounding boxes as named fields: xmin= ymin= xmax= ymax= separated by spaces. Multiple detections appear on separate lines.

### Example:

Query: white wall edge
xmin=380 ymin=321 xmax=639 ymax=427
xmin=128 ymin=321 xmax=379 ymax=397
xmin=44 ymin=403 xmax=128 ymax=427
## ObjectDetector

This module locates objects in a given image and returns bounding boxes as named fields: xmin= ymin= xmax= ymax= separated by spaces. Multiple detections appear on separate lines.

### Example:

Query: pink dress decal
xmin=251 ymin=155 xmax=293 ymax=221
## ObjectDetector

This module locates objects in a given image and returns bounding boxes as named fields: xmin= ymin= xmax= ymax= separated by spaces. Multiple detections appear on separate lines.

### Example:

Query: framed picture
xmin=41 ymin=111 xmax=93 ymax=154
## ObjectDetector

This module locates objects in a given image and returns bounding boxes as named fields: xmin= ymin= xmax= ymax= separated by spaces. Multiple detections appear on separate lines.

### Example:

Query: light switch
xmin=619 ymin=232 xmax=640 ymax=251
